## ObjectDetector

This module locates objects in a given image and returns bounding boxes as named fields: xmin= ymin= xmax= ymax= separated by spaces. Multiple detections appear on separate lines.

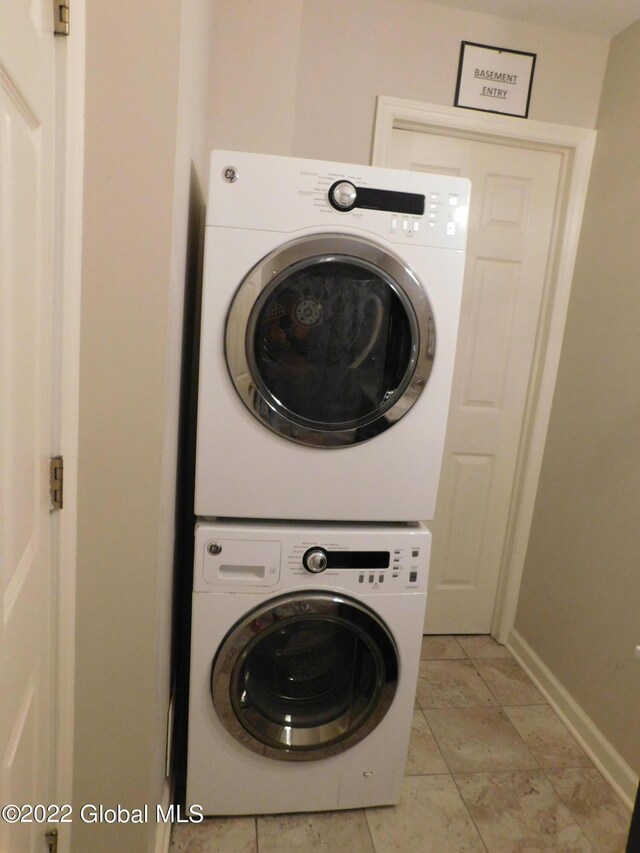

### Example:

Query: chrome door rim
xmin=224 ymin=233 xmax=436 ymax=448
xmin=211 ymin=591 xmax=399 ymax=761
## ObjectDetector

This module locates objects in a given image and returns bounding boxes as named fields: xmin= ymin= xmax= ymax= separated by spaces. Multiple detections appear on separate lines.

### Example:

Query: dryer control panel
xmin=207 ymin=149 xmax=470 ymax=251
xmin=195 ymin=521 xmax=431 ymax=595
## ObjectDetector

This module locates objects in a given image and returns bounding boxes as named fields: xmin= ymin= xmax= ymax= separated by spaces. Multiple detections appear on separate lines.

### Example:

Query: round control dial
xmin=329 ymin=180 xmax=357 ymax=211
xmin=302 ymin=547 xmax=328 ymax=573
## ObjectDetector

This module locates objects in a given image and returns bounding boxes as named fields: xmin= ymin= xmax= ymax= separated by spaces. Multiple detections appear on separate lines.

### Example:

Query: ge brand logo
xmin=222 ymin=166 xmax=239 ymax=183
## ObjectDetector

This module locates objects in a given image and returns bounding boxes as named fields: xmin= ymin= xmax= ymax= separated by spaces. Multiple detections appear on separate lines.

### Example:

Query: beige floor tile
xmin=405 ymin=710 xmax=449 ymax=775
xmin=473 ymin=657 xmax=546 ymax=705
xmin=546 ymin=768 xmax=631 ymax=853
xmin=454 ymin=770 xmax=594 ymax=852
xmin=257 ymin=809 xmax=374 ymax=852
xmin=456 ymin=635 xmax=512 ymax=659
xmin=365 ymin=775 xmax=485 ymax=852
xmin=504 ymin=706 xmax=593 ymax=769
xmin=170 ymin=816 xmax=257 ymax=852
xmin=425 ymin=707 xmax=539 ymax=773
xmin=416 ymin=659 xmax=499 ymax=709
xmin=421 ymin=635 xmax=466 ymax=659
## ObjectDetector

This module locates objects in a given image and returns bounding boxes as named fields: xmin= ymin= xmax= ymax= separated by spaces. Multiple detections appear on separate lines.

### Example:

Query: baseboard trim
xmin=507 ymin=629 xmax=637 ymax=810
xmin=153 ymin=780 xmax=173 ymax=853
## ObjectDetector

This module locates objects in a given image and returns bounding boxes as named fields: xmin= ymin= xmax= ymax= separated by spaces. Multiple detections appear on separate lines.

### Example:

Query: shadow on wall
xmin=170 ymin=163 xmax=207 ymax=806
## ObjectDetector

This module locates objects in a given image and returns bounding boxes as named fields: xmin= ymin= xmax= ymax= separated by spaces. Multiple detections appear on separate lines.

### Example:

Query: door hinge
xmin=53 ymin=0 xmax=70 ymax=35
xmin=45 ymin=829 xmax=58 ymax=853
xmin=50 ymin=456 xmax=64 ymax=511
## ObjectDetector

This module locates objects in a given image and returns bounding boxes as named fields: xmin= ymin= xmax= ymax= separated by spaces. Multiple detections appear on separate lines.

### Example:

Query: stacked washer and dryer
xmin=187 ymin=150 xmax=470 ymax=815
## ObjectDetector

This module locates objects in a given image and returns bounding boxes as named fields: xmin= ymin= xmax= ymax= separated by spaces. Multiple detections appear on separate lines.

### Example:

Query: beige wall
xmin=515 ymin=18 xmax=640 ymax=775
xmin=209 ymin=0 xmax=303 ymax=155
xmin=209 ymin=0 xmax=609 ymax=163
xmin=156 ymin=0 xmax=215 ymax=820
xmin=73 ymin=2 xmax=213 ymax=851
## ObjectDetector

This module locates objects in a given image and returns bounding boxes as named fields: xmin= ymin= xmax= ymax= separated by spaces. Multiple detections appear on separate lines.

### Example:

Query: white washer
xmin=195 ymin=150 xmax=470 ymax=522
xmin=186 ymin=520 xmax=431 ymax=815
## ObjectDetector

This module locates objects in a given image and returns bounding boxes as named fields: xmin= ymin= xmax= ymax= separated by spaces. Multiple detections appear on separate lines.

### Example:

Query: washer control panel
xmin=290 ymin=540 xmax=425 ymax=590
xmin=195 ymin=522 xmax=431 ymax=594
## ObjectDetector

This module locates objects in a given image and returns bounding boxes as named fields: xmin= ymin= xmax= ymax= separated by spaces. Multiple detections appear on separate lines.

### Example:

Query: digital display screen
xmin=356 ymin=188 xmax=425 ymax=216
xmin=326 ymin=551 xmax=390 ymax=569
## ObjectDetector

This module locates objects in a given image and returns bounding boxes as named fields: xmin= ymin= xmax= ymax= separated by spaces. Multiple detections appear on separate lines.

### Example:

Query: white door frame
xmin=55 ymin=4 xmax=85 ymax=851
xmin=372 ymin=96 xmax=596 ymax=643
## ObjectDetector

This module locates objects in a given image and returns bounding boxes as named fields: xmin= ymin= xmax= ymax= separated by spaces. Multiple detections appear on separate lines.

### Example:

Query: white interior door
xmin=0 ymin=3 xmax=57 ymax=850
xmin=388 ymin=128 xmax=562 ymax=634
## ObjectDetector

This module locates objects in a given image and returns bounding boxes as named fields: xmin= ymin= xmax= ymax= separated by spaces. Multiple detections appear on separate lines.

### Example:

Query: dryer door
xmin=225 ymin=234 xmax=435 ymax=447
xmin=211 ymin=592 xmax=399 ymax=760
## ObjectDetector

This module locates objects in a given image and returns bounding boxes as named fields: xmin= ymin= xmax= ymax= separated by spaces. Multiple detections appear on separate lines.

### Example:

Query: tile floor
xmin=170 ymin=635 xmax=631 ymax=853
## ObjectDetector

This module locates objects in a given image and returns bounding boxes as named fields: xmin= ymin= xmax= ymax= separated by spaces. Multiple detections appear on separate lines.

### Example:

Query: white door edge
xmin=372 ymin=96 xmax=596 ymax=643
xmin=54 ymin=4 xmax=86 ymax=851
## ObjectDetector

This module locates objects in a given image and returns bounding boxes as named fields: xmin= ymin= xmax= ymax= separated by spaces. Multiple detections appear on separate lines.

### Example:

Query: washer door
xmin=211 ymin=592 xmax=399 ymax=761
xmin=225 ymin=233 xmax=435 ymax=447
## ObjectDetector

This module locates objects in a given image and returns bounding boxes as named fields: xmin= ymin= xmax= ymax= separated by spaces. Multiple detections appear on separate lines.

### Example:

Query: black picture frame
xmin=454 ymin=41 xmax=537 ymax=119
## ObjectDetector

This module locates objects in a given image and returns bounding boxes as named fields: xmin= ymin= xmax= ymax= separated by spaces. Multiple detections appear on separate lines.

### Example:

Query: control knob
xmin=329 ymin=180 xmax=357 ymax=211
xmin=303 ymin=547 xmax=328 ymax=573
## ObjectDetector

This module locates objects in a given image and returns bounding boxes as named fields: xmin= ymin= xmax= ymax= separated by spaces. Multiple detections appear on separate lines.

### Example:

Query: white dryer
xmin=186 ymin=520 xmax=430 ymax=815
xmin=195 ymin=150 xmax=470 ymax=521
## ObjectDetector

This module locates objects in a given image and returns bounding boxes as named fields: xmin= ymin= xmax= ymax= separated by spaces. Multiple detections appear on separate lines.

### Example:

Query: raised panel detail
xmin=1 ymin=70 xmax=41 ymax=615
xmin=1 ymin=4 xmax=56 ymax=839
xmin=460 ymin=258 xmax=520 ymax=410
xmin=434 ymin=454 xmax=493 ymax=587
xmin=410 ymin=161 xmax=460 ymax=177
xmin=2 ymin=679 xmax=38 ymax=852
xmin=482 ymin=173 xmax=531 ymax=231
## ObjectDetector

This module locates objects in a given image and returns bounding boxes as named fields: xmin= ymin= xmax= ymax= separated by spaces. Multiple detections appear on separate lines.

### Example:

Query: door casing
xmin=54 ymin=4 xmax=86 ymax=853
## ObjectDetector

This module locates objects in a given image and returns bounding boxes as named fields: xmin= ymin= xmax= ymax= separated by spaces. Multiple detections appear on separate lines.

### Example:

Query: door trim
xmin=371 ymin=96 xmax=596 ymax=642
xmin=54 ymin=4 xmax=86 ymax=852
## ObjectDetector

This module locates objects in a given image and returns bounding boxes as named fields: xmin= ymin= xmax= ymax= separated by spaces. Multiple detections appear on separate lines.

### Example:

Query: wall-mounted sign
xmin=454 ymin=41 xmax=536 ymax=118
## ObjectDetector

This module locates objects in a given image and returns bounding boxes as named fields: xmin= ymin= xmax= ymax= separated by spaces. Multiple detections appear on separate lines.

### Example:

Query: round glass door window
xmin=211 ymin=592 xmax=399 ymax=760
xmin=225 ymin=234 xmax=436 ymax=447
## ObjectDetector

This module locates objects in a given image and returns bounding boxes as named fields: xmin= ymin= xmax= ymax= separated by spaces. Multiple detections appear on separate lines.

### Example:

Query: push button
xmin=409 ymin=570 xmax=418 ymax=583
xmin=379 ymin=574 xmax=385 ymax=584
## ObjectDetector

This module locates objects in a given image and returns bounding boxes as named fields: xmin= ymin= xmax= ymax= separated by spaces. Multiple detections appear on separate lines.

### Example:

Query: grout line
xmin=541 ymin=767 xmax=630 ymax=853
xmin=467 ymin=656 xmax=503 ymax=706
xmin=448 ymin=772 xmax=491 ymax=853
xmin=541 ymin=771 xmax=599 ymax=851
xmin=362 ymin=806 xmax=377 ymax=852
xmin=254 ymin=815 xmax=259 ymax=853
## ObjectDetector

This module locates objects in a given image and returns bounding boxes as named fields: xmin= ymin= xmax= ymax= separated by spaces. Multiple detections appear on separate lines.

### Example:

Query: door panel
xmin=0 ymin=3 xmax=56 ymax=850
xmin=389 ymin=129 xmax=562 ymax=633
